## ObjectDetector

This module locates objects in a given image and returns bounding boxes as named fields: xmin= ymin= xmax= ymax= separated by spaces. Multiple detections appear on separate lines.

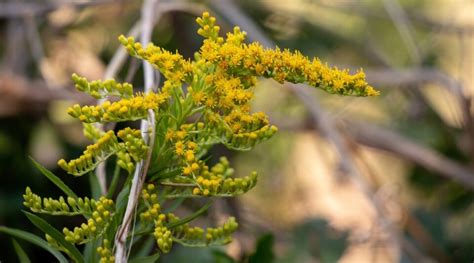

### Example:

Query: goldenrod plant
xmin=1 ymin=12 xmax=378 ymax=262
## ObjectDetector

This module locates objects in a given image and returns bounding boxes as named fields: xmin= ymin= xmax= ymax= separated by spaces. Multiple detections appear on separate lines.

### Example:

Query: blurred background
xmin=0 ymin=0 xmax=473 ymax=262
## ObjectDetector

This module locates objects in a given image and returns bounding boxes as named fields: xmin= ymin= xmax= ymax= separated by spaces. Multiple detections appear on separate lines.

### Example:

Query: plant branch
xmin=114 ymin=0 xmax=158 ymax=261
xmin=343 ymin=119 xmax=474 ymax=190
xmin=0 ymin=0 xmax=117 ymax=18
xmin=381 ymin=0 xmax=420 ymax=63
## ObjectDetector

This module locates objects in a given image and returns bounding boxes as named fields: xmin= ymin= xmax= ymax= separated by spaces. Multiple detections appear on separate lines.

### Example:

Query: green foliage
xmin=24 ymin=212 xmax=84 ymax=263
xmin=248 ymin=233 xmax=275 ymax=263
xmin=275 ymin=219 xmax=348 ymax=263
xmin=0 ymin=226 xmax=68 ymax=262
xmin=12 ymin=239 xmax=31 ymax=263
xmin=30 ymin=158 xmax=78 ymax=199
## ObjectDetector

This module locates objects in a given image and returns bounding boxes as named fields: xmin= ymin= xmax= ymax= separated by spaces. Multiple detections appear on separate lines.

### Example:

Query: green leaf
xmin=166 ymin=201 xmax=212 ymax=229
xmin=150 ymin=167 xmax=182 ymax=181
xmin=129 ymin=252 xmax=160 ymax=263
xmin=249 ymin=233 xmax=274 ymax=263
xmin=212 ymin=250 xmax=236 ymax=263
xmin=89 ymin=171 xmax=101 ymax=199
xmin=0 ymin=226 xmax=68 ymax=262
xmin=133 ymin=236 xmax=155 ymax=258
xmin=105 ymin=185 xmax=129 ymax=242
xmin=83 ymin=238 xmax=100 ymax=263
xmin=134 ymin=201 xmax=213 ymax=238
xmin=174 ymin=91 xmax=183 ymax=123
xmin=30 ymin=158 xmax=78 ymax=199
xmin=163 ymin=196 xmax=185 ymax=213
xmin=12 ymin=239 xmax=31 ymax=263
xmin=24 ymin=211 xmax=84 ymax=263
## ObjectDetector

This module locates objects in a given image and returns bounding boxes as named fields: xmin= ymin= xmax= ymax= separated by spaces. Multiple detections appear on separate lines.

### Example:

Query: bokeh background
xmin=1 ymin=0 xmax=473 ymax=262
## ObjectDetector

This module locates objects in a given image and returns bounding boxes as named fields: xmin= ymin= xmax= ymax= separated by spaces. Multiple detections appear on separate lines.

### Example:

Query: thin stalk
xmin=114 ymin=0 xmax=159 ymax=261
xmin=107 ymin=162 xmax=122 ymax=199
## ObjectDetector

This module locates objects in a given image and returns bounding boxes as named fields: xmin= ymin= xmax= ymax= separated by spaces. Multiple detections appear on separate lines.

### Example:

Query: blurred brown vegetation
xmin=0 ymin=0 xmax=473 ymax=262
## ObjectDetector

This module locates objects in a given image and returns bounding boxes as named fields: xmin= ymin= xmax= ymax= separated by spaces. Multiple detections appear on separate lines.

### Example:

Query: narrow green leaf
xmin=174 ymin=91 xmax=183 ymax=123
xmin=133 ymin=236 xmax=155 ymax=258
xmin=83 ymin=238 xmax=100 ymax=263
xmin=248 ymin=233 xmax=274 ymax=263
xmin=89 ymin=171 xmax=101 ymax=199
xmin=166 ymin=201 xmax=212 ymax=228
xmin=105 ymin=186 xmax=129 ymax=241
xmin=0 ymin=226 xmax=68 ymax=262
xmin=30 ymin=158 xmax=78 ymax=199
xmin=212 ymin=250 xmax=237 ymax=263
xmin=129 ymin=252 xmax=160 ymax=263
xmin=133 ymin=201 xmax=213 ymax=238
xmin=24 ymin=211 xmax=84 ymax=263
xmin=163 ymin=196 xmax=185 ymax=213
xmin=12 ymin=239 xmax=32 ymax=263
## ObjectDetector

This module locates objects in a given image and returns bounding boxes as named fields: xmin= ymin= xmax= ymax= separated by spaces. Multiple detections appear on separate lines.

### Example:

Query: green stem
xmin=107 ymin=162 xmax=121 ymax=199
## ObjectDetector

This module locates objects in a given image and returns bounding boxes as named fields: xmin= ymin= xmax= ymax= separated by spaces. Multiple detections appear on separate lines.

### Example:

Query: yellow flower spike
xmin=72 ymin=74 xmax=133 ymax=99
xmin=58 ymin=131 xmax=121 ymax=176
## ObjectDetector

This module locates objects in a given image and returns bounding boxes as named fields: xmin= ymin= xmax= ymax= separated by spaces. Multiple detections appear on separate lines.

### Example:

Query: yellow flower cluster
xmin=97 ymin=239 xmax=115 ymax=263
xmin=23 ymin=187 xmax=110 ymax=216
xmin=140 ymin=184 xmax=161 ymax=222
xmin=23 ymin=187 xmax=74 ymax=215
xmin=159 ymin=157 xmax=257 ymax=198
xmin=196 ymin=11 xmax=222 ymax=42
xmin=216 ymin=109 xmax=279 ymax=151
xmin=117 ymin=127 xmax=149 ymax=161
xmin=119 ymin=35 xmax=193 ymax=83
xmin=58 ymin=127 xmax=149 ymax=176
xmin=191 ymin=157 xmax=257 ymax=197
xmin=82 ymin=123 xmax=104 ymax=141
xmin=58 ymin=131 xmax=120 ymax=176
xmin=116 ymin=150 xmax=135 ymax=174
xmin=67 ymin=91 xmax=168 ymax=123
xmin=138 ymin=183 xmax=239 ymax=250
xmin=154 ymin=217 xmax=173 ymax=253
xmin=192 ymin=171 xmax=258 ymax=197
xmin=139 ymin=185 xmax=173 ymax=253
xmin=195 ymin=12 xmax=379 ymax=96
xmin=164 ymin=124 xmax=204 ymax=177
xmin=72 ymin=73 xmax=133 ymax=99
xmin=63 ymin=196 xmax=114 ymax=244
xmin=173 ymin=217 xmax=238 ymax=246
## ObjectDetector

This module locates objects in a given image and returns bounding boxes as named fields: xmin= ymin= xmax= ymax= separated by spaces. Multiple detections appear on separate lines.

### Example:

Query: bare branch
xmin=114 ymin=0 xmax=158 ymax=261
xmin=0 ymin=0 xmax=117 ymax=18
xmin=365 ymin=68 xmax=463 ymax=95
xmin=317 ymin=2 xmax=474 ymax=35
xmin=0 ymin=72 xmax=92 ymax=116
xmin=343 ymin=120 xmax=474 ymax=190
xmin=381 ymin=0 xmax=421 ymax=64
xmin=366 ymin=68 xmax=474 ymax=161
